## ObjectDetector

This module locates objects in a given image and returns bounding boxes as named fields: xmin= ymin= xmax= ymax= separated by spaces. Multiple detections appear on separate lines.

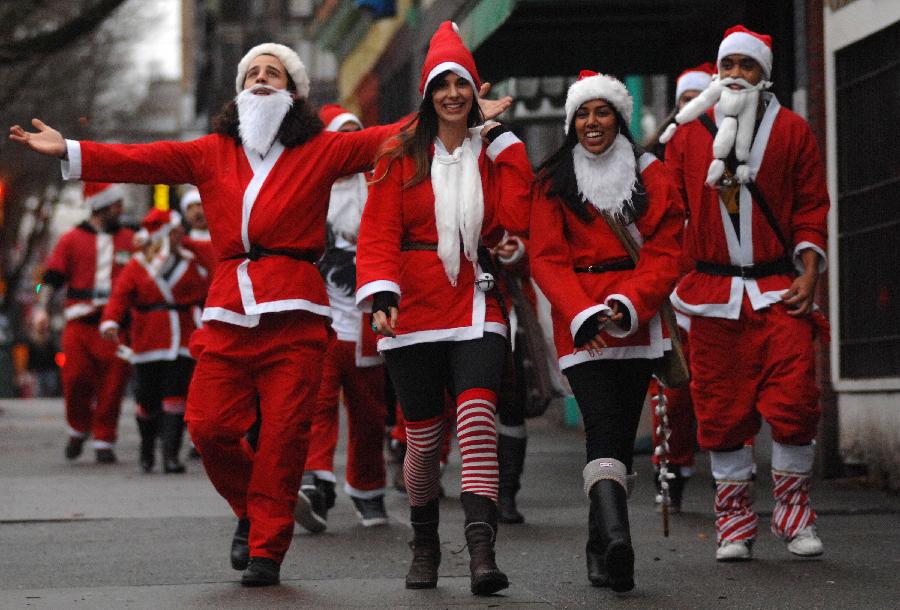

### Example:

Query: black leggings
xmin=134 ymin=357 xmax=195 ymax=414
xmin=564 ymin=358 xmax=655 ymax=471
xmin=383 ymin=333 xmax=507 ymax=422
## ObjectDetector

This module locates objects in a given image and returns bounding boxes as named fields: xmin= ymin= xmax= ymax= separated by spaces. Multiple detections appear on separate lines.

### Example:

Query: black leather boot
xmin=136 ymin=416 xmax=160 ymax=473
xmin=497 ymin=434 xmax=526 ymax=524
xmin=589 ymin=479 xmax=634 ymax=592
xmin=405 ymin=499 xmax=441 ymax=589
xmin=161 ymin=412 xmax=186 ymax=474
xmin=461 ymin=492 xmax=509 ymax=595
xmin=586 ymin=496 xmax=608 ymax=586
xmin=241 ymin=557 xmax=280 ymax=586
xmin=230 ymin=518 xmax=250 ymax=570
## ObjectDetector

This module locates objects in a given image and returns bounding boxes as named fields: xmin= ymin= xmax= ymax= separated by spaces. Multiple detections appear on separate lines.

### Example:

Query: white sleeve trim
xmin=486 ymin=130 xmax=521 ymax=161
xmin=569 ymin=304 xmax=613 ymax=340
xmin=603 ymin=293 xmax=638 ymax=338
xmin=61 ymin=139 xmax=82 ymax=180
xmin=497 ymin=235 xmax=525 ymax=266
xmin=99 ymin=320 xmax=119 ymax=333
xmin=793 ymin=241 xmax=827 ymax=274
xmin=356 ymin=280 xmax=401 ymax=312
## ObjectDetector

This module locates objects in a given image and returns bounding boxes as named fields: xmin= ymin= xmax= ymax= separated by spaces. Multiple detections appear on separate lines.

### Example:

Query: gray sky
xmin=130 ymin=0 xmax=181 ymax=80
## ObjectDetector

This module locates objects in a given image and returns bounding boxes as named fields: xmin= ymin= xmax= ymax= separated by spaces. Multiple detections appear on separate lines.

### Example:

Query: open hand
xmin=477 ymin=82 xmax=513 ymax=121
xmin=9 ymin=119 xmax=66 ymax=158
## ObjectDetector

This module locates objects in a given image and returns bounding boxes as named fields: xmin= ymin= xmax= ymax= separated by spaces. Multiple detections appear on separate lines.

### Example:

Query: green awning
xmin=459 ymin=0 xmax=519 ymax=50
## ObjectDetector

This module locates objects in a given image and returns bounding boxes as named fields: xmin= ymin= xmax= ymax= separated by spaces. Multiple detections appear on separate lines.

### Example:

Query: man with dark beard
xmin=31 ymin=182 xmax=134 ymax=464
xmin=11 ymin=42 xmax=511 ymax=587
xmin=664 ymin=26 xmax=829 ymax=563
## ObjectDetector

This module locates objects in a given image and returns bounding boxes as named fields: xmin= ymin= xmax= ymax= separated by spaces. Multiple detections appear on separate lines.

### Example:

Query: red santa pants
xmin=690 ymin=297 xmax=820 ymax=450
xmin=61 ymin=318 xmax=131 ymax=444
xmin=304 ymin=339 xmax=386 ymax=495
xmin=650 ymin=328 xmax=695 ymax=467
xmin=185 ymin=312 xmax=328 ymax=563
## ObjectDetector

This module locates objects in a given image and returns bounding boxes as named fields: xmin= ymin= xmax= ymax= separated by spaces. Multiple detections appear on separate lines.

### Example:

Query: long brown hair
xmin=372 ymin=71 xmax=483 ymax=189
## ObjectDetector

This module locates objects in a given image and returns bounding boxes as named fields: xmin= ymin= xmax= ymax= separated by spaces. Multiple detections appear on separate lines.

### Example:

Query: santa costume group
xmin=10 ymin=19 xmax=829 ymax=598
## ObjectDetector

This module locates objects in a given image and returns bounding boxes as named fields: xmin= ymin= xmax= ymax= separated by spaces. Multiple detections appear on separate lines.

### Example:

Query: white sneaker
xmin=787 ymin=526 xmax=824 ymax=557
xmin=716 ymin=540 xmax=753 ymax=562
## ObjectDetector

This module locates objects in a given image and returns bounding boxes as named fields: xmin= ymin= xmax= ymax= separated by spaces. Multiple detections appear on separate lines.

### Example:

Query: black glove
xmin=372 ymin=292 xmax=399 ymax=318
xmin=573 ymin=316 xmax=601 ymax=348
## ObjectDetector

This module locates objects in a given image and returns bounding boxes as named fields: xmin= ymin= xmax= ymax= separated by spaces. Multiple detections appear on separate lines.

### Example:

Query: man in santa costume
xmin=100 ymin=208 xmax=209 ymax=474
xmin=31 ymin=182 xmax=134 ymax=464
xmin=293 ymin=104 xmax=389 ymax=533
xmin=10 ymin=41 xmax=510 ymax=587
xmin=664 ymin=25 xmax=829 ymax=561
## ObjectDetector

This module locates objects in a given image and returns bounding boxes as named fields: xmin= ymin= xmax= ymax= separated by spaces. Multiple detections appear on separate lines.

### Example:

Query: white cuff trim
xmin=356 ymin=280 xmax=400 ymax=312
xmin=793 ymin=242 xmax=827 ymax=274
xmin=486 ymin=130 xmax=521 ymax=161
xmin=99 ymin=320 xmax=119 ymax=333
xmin=569 ymin=304 xmax=613 ymax=340
xmin=61 ymin=139 xmax=82 ymax=180
xmin=497 ymin=235 xmax=525 ymax=266
xmin=583 ymin=457 xmax=627 ymax=496
xmin=344 ymin=482 xmax=386 ymax=500
xmin=603 ymin=293 xmax=638 ymax=338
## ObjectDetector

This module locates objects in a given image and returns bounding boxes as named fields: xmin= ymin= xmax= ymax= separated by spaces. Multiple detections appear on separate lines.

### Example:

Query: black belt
xmin=574 ymin=257 xmax=636 ymax=274
xmin=400 ymin=241 xmax=438 ymax=251
xmin=67 ymin=288 xmax=110 ymax=300
xmin=135 ymin=303 xmax=197 ymax=313
xmin=695 ymin=257 xmax=794 ymax=279
xmin=70 ymin=312 xmax=102 ymax=325
xmin=224 ymin=244 xmax=318 ymax=263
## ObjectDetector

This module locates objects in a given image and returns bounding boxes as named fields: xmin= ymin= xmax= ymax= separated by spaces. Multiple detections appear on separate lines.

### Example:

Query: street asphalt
xmin=1 ymin=398 xmax=899 ymax=609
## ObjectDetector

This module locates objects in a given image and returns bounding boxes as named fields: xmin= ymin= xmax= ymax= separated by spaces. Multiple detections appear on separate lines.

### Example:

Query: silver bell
xmin=475 ymin=272 xmax=495 ymax=292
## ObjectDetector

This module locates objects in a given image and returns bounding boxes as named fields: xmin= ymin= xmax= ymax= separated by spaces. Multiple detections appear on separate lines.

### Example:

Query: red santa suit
xmin=41 ymin=183 xmax=134 ymax=448
xmin=60 ymin=119 xmax=401 ymax=563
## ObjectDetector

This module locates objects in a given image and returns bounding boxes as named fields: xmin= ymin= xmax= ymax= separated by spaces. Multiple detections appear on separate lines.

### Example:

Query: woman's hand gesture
xmin=477 ymin=83 xmax=513 ymax=121
xmin=9 ymin=119 xmax=67 ymax=158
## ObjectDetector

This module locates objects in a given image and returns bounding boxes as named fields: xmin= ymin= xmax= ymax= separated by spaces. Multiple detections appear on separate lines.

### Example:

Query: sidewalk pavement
xmin=1 ymin=398 xmax=899 ymax=609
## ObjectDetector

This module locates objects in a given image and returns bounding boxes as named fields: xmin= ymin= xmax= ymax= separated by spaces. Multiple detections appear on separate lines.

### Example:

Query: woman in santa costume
xmin=530 ymin=70 xmax=684 ymax=592
xmin=100 ymin=208 xmax=209 ymax=474
xmin=10 ymin=41 xmax=510 ymax=587
xmin=293 ymin=104 xmax=390 ymax=533
xmin=663 ymin=25 xmax=829 ymax=563
xmin=356 ymin=21 xmax=531 ymax=595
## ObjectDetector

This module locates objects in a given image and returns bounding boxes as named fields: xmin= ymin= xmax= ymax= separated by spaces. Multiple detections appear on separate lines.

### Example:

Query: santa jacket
xmin=530 ymin=154 xmax=684 ymax=370
xmin=664 ymin=94 xmax=829 ymax=319
xmin=100 ymin=249 xmax=209 ymax=363
xmin=355 ymin=130 xmax=532 ymax=350
xmin=43 ymin=222 xmax=135 ymax=321
xmin=62 ymin=124 xmax=399 ymax=328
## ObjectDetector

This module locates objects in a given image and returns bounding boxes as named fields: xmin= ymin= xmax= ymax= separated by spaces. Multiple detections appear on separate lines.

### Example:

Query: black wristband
xmin=372 ymin=291 xmax=398 ymax=317
xmin=483 ymin=124 xmax=511 ymax=143
xmin=573 ymin=316 xmax=600 ymax=348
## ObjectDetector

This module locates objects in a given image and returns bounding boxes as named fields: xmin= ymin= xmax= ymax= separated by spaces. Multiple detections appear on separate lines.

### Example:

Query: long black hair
xmin=534 ymin=108 xmax=649 ymax=223
xmin=373 ymin=70 xmax=483 ymax=189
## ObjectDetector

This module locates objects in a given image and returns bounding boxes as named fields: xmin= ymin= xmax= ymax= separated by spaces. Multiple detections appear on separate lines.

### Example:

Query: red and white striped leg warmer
xmin=771 ymin=470 xmax=816 ymax=540
xmin=456 ymin=388 xmax=499 ymax=501
xmin=715 ymin=480 xmax=757 ymax=544
xmin=403 ymin=415 xmax=445 ymax=507
xmin=162 ymin=397 xmax=186 ymax=415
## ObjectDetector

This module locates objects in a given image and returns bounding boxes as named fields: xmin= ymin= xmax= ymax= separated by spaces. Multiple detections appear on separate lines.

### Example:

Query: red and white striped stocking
xmin=771 ymin=470 xmax=816 ymax=540
xmin=403 ymin=415 xmax=445 ymax=506
xmin=456 ymin=388 xmax=499 ymax=501
xmin=715 ymin=480 xmax=757 ymax=544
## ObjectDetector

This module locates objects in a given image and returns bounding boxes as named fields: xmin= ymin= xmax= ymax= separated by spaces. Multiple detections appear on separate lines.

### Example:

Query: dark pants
xmin=564 ymin=359 xmax=655 ymax=471
xmin=134 ymin=357 xmax=195 ymax=414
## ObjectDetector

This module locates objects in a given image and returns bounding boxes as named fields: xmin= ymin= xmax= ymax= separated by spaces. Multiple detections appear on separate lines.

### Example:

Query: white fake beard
xmin=236 ymin=84 xmax=294 ymax=156
xmin=327 ymin=173 xmax=368 ymax=243
xmin=431 ymin=134 xmax=484 ymax=286
xmin=572 ymin=134 xmax=637 ymax=219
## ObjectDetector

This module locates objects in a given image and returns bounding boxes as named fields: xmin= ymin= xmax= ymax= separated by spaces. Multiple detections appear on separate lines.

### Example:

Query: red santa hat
xmin=83 ymin=182 xmax=125 ymax=211
xmin=235 ymin=42 xmax=310 ymax=97
xmin=564 ymin=70 xmax=633 ymax=134
xmin=180 ymin=188 xmax=201 ymax=209
xmin=419 ymin=21 xmax=481 ymax=97
xmin=319 ymin=104 xmax=363 ymax=132
xmin=135 ymin=208 xmax=182 ymax=246
xmin=717 ymin=25 xmax=773 ymax=79
xmin=675 ymin=62 xmax=716 ymax=103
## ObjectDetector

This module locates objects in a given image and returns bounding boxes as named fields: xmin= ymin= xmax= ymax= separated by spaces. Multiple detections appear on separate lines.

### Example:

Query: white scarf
xmin=235 ymin=84 xmax=294 ymax=157
xmin=431 ymin=128 xmax=484 ymax=286
xmin=572 ymin=134 xmax=637 ymax=219
xmin=327 ymin=173 xmax=368 ymax=243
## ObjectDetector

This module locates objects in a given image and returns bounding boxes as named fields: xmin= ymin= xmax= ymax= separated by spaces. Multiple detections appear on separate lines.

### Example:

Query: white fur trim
xmin=356 ymin=280 xmax=401 ymax=312
xmin=772 ymin=441 xmax=815 ymax=474
xmin=793 ymin=242 xmax=827 ymax=274
xmin=202 ymin=307 xmax=260 ymax=328
xmin=344 ymin=482 xmax=386 ymax=500
xmin=583 ymin=457 xmax=627 ymax=496
xmin=486 ymin=130 xmax=520 ymax=161
xmin=497 ymin=235 xmax=525 ymax=266
xmin=92 ymin=440 xmax=114 ymax=449
xmin=61 ymin=140 xmax=82 ymax=180
xmin=565 ymin=74 xmax=633 ymax=133
xmin=86 ymin=184 xmax=126 ymax=211
xmin=569 ymin=304 xmax=613 ymax=341
xmin=710 ymin=446 xmax=755 ymax=481
xmin=180 ymin=189 xmax=201 ymax=208
xmin=235 ymin=42 xmax=309 ymax=97
xmin=558 ymin=314 xmax=667 ymax=368
xmin=423 ymin=61 xmax=476 ymax=98
xmin=326 ymin=112 xmax=363 ymax=132
xmin=603 ymin=293 xmax=638 ymax=338
xmin=718 ymin=31 xmax=773 ymax=79
xmin=658 ymin=122 xmax=678 ymax=144
xmin=676 ymin=71 xmax=713 ymax=102
xmin=99 ymin=320 xmax=119 ymax=333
